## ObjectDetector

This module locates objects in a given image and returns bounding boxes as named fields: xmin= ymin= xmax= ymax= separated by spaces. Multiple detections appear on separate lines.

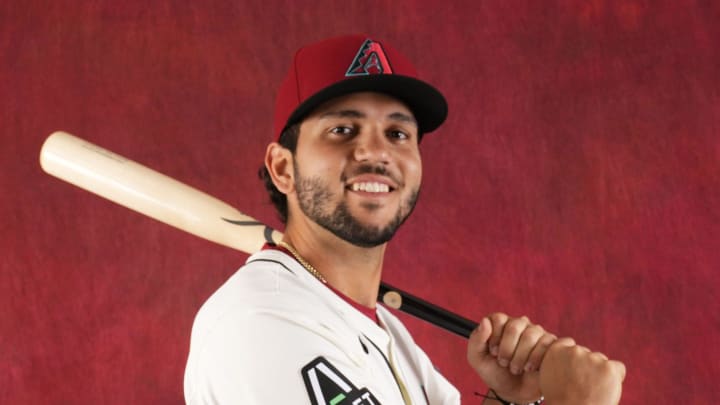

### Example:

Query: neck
xmin=283 ymin=219 xmax=386 ymax=308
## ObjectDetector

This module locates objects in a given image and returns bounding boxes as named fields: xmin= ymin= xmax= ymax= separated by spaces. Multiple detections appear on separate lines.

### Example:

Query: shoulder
xmin=184 ymin=250 xmax=371 ymax=403
xmin=186 ymin=249 xmax=373 ymax=364
xmin=188 ymin=249 xmax=328 ymax=345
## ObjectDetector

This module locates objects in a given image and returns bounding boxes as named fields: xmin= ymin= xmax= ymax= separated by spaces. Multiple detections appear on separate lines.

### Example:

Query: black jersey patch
xmin=301 ymin=357 xmax=381 ymax=405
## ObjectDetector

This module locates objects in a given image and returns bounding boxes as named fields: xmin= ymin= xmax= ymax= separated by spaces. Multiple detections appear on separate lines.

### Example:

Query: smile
xmin=349 ymin=182 xmax=391 ymax=193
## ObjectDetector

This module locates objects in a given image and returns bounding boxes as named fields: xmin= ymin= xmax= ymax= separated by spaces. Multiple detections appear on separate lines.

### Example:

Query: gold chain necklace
xmin=277 ymin=241 xmax=327 ymax=284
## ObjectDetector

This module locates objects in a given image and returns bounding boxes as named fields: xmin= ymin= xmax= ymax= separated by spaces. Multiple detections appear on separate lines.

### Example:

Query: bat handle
xmin=379 ymin=282 xmax=478 ymax=338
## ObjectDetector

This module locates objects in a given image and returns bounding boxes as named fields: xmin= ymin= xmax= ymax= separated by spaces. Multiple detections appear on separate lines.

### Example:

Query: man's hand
xmin=540 ymin=338 xmax=626 ymax=405
xmin=467 ymin=313 xmax=556 ymax=403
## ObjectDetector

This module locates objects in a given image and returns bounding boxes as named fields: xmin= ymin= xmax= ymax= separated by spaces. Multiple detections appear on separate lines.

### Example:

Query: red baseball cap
xmin=273 ymin=34 xmax=448 ymax=141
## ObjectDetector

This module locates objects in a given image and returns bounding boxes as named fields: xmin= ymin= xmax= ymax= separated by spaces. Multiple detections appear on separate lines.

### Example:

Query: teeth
xmin=351 ymin=182 xmax=390 ymax=193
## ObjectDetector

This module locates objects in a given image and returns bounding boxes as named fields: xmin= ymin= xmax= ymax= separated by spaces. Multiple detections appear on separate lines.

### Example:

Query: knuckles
xmin=488 ymin=312 xmax=508 ymax=324
xmin=523 ymin=324 xmax=545 ymax=338
xmin=547 ymin=338 xmax=624 ymax=381
xmin=503 ymin=315 xmax=532 ymax=335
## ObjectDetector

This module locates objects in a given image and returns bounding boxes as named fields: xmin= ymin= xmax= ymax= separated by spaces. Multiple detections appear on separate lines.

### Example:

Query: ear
xmin=264 ymin=142 xmax=294 ymax=194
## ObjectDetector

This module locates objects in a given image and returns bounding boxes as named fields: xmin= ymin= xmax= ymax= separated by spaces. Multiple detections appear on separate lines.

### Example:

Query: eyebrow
xmin=319 ymin=109 xmax=417 ymax=126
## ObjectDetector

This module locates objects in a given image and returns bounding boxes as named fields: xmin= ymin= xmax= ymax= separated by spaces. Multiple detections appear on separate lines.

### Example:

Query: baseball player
xmin=184 ymin=34 xmax=625 ymax=404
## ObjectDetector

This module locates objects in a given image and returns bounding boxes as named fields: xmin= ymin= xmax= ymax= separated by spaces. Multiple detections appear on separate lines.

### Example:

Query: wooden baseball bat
xmin=39 ymin=131 xmax=477 ymax=338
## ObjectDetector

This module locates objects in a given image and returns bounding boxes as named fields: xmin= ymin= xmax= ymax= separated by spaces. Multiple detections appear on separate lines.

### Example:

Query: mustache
xmin=342 ymin=164 xmax=402 ymax=185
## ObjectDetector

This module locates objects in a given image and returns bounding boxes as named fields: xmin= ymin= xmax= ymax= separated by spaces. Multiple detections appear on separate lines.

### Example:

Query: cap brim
xmin=285 ymin=75 xmax=448 ymax=137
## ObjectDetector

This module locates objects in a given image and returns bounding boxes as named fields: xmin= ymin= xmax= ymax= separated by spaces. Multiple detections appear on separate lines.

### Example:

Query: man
xmin=185 ymin=34 xmax=625 ymax=404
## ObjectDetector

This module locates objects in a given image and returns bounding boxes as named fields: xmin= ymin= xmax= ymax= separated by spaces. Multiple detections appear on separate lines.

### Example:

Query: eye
xmin=387 ymin=129 xmax=410 ymax=141
xmin=330 ymin=126 xmax=355 ymax=136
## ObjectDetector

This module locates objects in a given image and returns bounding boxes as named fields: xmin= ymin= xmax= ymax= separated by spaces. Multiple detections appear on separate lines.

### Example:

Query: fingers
xmin=552 ymin=337 xmax=576 ymax=348
xmin=610 ymin=360 xmax=627 ymax=381
xmin=487 ymin=312 xmax=509 ymax=356
xmin=485 ymin=313 xmax=557 ymax=375
xmin=522 ymin=330 xmax=557 ymax=372
xmin=496 ymin=316 xmax=531 ymax=371
xmin=495 ymin=315 xmax=530 ymax=366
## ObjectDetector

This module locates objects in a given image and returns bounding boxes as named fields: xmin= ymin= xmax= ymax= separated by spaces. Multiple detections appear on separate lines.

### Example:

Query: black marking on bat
xmin=221 ymin=217 xmax=263 ymax=226
xmin=263 ymin=226 xmax=275 ymax=244
xmin=222 ymin=218 xmax=278 ymax=244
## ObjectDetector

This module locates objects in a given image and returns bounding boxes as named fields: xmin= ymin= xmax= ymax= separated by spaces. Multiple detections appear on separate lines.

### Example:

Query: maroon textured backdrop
xmin=2 ymin=1 xmax=718 ymax=403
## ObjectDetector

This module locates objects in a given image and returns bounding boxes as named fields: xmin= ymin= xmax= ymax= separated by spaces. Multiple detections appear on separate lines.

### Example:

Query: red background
xmin=2 ymin=1 xmax=719 ymax=403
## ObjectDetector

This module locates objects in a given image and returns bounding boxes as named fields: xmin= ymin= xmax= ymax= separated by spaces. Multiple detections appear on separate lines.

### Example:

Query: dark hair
xmin=258 ymin=124 xmax=300 ymax=223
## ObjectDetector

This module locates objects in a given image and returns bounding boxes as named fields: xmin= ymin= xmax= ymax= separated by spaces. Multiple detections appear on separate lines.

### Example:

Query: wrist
xmin=487 ymin=389 xmax=544 ymax=405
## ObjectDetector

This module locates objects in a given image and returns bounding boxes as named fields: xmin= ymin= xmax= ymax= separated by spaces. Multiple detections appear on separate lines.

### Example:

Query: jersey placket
xmin=387 ymin=341 xmax=413 ymax=405
xmin=363 ymin=333 xmax=414 ymax=405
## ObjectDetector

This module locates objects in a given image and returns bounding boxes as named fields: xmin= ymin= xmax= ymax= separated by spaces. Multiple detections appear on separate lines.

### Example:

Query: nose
xmin=352 ymin=128 xmax=390 ymax=164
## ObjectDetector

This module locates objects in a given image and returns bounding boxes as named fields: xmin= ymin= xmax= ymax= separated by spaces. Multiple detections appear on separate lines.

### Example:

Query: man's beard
xmin=294 ymin=165 xmax=419 ymax=248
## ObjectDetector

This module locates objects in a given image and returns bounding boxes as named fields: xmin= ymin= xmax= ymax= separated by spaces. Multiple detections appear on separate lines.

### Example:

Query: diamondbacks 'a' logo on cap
xmin=346 ymin=39 xmax=393 ymax=77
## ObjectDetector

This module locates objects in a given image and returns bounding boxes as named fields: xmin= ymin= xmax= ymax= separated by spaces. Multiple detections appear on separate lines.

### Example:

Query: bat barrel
xmin=40 ymin=131 xmax=281 ymax=253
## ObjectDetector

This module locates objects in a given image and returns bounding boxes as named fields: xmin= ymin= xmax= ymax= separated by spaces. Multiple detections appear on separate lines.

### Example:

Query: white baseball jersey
xmin=184 ymin=248 xmax=460 ymax=404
